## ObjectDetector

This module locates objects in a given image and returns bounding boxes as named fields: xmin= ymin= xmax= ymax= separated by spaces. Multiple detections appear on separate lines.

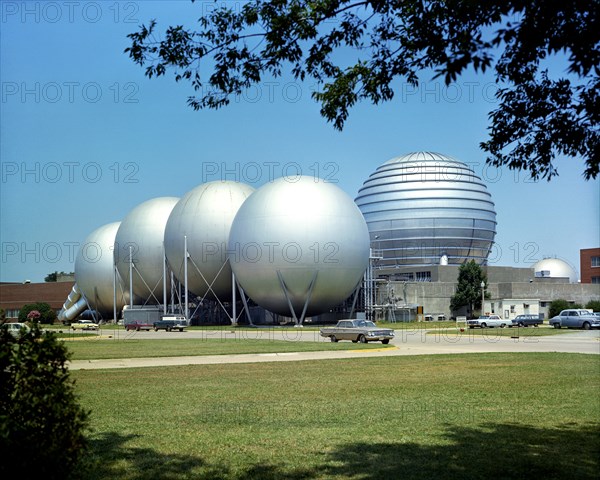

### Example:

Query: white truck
xmin=467 ymin=315 xmax=509 ymax=329
xmin=549 ymin=309 xmax=600 ymax=330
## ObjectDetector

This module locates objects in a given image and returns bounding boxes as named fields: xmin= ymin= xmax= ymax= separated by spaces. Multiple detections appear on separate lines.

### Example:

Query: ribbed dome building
xmin=355 ymin=152 xmax=497 ymax=268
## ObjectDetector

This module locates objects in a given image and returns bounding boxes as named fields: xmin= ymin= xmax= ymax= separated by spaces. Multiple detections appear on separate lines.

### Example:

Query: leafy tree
xmin=548 ymin=299 xmax=582 ymax=318
xmin=45 ymin=271 xmax=74 ymax=282
xmin=126 ymin=0 xmax=599 ymax=180
xmin=450 ymin=260 xmax=488 ymax=316
xmin=0 ymin=308 xmax=5 ymax=323
xmin=18 ymin=302 xmax=57 ymax=325
xmin=0 ymin=323 xmax=89 ymax=479
xmin=45 ymin=271 xmax=58 ymax=282
xmin=585 ymin=300 xmax=600 ymax=312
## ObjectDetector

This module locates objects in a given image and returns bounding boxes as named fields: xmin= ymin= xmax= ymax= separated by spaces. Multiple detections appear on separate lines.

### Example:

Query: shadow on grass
xmin=79 ymin=423 xmax=599 ymax=479
xmin=78 ymin=431 xmax=315 ymax=480
xmin=321 ymin=423 xmax=600 ymax=480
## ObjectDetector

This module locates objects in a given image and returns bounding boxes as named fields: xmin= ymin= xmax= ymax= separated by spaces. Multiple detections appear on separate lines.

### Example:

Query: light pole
xmin=480 ymin=281 xmax=485 ymax=315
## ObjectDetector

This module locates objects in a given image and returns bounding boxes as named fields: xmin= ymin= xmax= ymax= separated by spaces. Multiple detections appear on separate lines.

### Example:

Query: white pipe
xmin=60 ymin=297 xmax=88 ymax=322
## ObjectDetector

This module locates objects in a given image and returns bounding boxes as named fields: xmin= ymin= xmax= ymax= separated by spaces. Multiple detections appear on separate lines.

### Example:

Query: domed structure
xmin=115 ymin=197 xmax=179 ymax=302
xmin=164 ymin=181 xmax=255 ymax=299
xmin=533 ymin=258 xmax=578 ymax=283
xmin=75 ymin=222 xmax=133 ymax=315
xmin=355 ymin=152 xmax=497 ymax=267
xmin=229 ymin=176 xmax=370 ymax=318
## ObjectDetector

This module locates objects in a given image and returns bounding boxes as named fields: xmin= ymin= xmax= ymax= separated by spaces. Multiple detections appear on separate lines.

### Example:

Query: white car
xmin=71 ymin=320 xmax=99 ymax=331
xmin=1 ymin=322 xmax=31 ymax=337
xmin=467 ymin=315 xmax=508 ymax=328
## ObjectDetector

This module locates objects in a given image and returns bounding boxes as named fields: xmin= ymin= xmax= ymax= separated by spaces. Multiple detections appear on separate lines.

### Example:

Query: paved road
xmin=68 ymin=328 xmax=600 ymax=370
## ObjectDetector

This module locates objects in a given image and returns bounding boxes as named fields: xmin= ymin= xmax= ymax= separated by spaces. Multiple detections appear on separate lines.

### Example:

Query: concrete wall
xmin=376 ymin=265 xmax=600 ymax=320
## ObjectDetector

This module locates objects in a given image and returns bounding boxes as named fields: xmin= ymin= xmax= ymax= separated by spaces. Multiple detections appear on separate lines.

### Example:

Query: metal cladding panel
xmin=75 ymin=222 xmax=133 ymax=315
xmin=355 ymin=152 xmax=497 ymax=266
xmin=229 ymin=176 xmax=370 ymax=316
xmin=115 ymin=197 xmax=179 ymax=302
xmin=164 ymin=181 xmax=256 ymax=299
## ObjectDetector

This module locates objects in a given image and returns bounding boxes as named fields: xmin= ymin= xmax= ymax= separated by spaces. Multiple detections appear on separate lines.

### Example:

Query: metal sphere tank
xmin=355 ymin=151 xmax=497 ymax=267
xmin=75 ymin=222 xmax=131 ymax=315
xmin=115 ymin=197 xmax=179 ymax=302
xmin=164 ymin=181 xmax=255 ymax=299
xmin=228 ymin=176 xmax=370 ymax=317
xmin=533 ymin=258 xmax=578 ymax=283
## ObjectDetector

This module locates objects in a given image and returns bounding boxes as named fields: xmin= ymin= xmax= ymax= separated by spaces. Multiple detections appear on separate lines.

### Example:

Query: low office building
xmin=0 ymin=281 xmax=75 ymax=321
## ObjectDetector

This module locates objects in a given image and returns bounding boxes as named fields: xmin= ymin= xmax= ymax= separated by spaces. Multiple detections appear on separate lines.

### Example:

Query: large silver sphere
xmin=355 ymin=151 xmax=497 ymax=267
xmin=229 ymin=176 xmax=370 ymax=317
xmin=75 ymin=222 xmax=131 ymax=315
xmin=115 ymin=197 xmax=179 ymax=302
xmin=164 ymin=181 xmax=255 ymax=299
xmin=533 ymin=258 xmax=578 ymax=283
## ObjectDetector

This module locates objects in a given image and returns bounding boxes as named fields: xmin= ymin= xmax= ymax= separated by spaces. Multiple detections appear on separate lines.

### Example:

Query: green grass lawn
xmin=65 ymin=337 xmax=391 ymax=361
xmin=72 ymin=353 xmax=600 ymax=479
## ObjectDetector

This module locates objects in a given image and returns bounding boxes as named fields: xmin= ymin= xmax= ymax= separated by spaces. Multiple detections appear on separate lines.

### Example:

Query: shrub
xmin=0 ymin=323 xmax=89 ymax=479
xmin=548 ymin=299 xmax=582 ymax=318
xmin=18 ymin=302 xmax=57 ymax=325
xmin=585 ymin=300 xmax=600 ymax=312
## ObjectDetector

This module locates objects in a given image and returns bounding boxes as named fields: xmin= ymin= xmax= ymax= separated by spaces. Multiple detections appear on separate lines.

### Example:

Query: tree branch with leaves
xmin=126 ymin=0 xmax=598 ymax=180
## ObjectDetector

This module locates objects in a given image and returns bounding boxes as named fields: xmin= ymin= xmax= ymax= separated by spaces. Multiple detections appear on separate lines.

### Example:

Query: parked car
xmin=511 ymin=314 xmax=543 ymax=328
xmin=320 ymin=319 xmax=395 ymax=344
xmin=1 ymin=322 xmax=30 ymax=337
xmin=125 ymin=321 xmax=152 ymax=331
xmin=71 ymin=320 xmax=99 ymax=331
xmin=153 ymin=316 xmax=188 ymax=332
xmin=467 ymin=315 xmax=508 ymax=328
xmin=549 ymin=309 xmax=600 ymax=330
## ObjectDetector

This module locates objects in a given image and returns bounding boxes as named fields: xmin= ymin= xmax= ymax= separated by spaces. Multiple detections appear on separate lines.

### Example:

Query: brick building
xmin=0 ymin=281 xmax=75 ymax=320
xmin=580 ymin=248 xmax=600 ymax=284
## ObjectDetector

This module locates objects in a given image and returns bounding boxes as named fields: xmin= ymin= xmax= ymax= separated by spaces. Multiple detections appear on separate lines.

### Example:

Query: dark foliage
xmin=585 ymin=299 xmax=600 ymax=312
xmin=0 ymin=324 xmax=89 ymax=480
xmin=549 ymin=299 xmax=582 ymax=318
xmin=126 ymin=0 xmax=599 ymax=180
xmin=18 ymin=302 xmax=57 ymax=325
xmin=450 ymin=260 xmax=488 ymax=314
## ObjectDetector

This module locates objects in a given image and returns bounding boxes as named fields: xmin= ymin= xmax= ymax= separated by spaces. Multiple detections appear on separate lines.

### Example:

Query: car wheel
xmin=582 ymin=322 xmax=591 ymax=330
xmin=136 ymin=326 xmax=140 ymax=332
xmin=179 ymin=328 xmax=184 ymax=332
xmin=330 ymin=335 xmax=338 ymax=343
xmin=500 ymin=323 xmax=506 ymax=328
xmin=352 ymin=340 xmax=358 ymax=343
xmin=553 ymin=323 xmax=561 ymax=329
xmin=518 ymin=322 xmax=524 ymax=328
xmin=469 ymin=326 xmax=474 ymax=329
xmin=382 ymin=339 xmax=390 ymax=344
xmin=72 ymin=326 xmax=76 ymax=330
xmin=359 ymin=335 xmax=367 ymax=343
xmin=154 ymin=327 xmax=158 ymax=331
xmin=480 ymin=322 xmax=487 ymax=328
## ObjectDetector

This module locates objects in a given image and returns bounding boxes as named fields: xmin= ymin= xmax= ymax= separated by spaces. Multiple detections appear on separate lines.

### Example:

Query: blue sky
xmin=1 ymin=1 xmax=598 ymax=283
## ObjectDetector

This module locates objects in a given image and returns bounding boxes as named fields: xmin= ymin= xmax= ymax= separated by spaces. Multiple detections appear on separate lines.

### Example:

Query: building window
xmin=510 ymin=305 xmax=516 ymax=313
xmin=592 ymin=256 xmax=600 ymax=267
xmin=416 ymin=271 xmax=431 ymax=282
xmin=592 ymin=277 xmax=600 ymax=284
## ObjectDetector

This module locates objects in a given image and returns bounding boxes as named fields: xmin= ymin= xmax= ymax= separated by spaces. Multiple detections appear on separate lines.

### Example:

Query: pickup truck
xmin=467 ymin=315 xmax=508 ymax=329
xmin=320 ymin=319 xmax=395 ymax=344
xmin=153 ymin=316 xmax=188 ymax=332
xmin=511 ymin=314 xmax=544 ymax=328
xmin=549 ymin=309 xmax=600 ymax=330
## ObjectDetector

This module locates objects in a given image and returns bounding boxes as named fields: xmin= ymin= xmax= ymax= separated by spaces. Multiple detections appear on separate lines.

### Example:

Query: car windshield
xmin=356 ymin=321 xmax=377 ymax=328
